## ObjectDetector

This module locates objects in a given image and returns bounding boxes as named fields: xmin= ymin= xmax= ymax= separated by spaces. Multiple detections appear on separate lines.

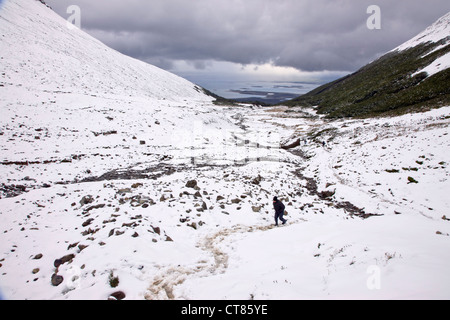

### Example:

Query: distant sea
xmin=194 ymin=79 xmax=322 ymax=105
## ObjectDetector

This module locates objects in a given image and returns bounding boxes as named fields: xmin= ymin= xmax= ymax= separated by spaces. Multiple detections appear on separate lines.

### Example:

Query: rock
xmin=32 ymin=268 xmax=40 ymax=274
xmin=109 ymin=291 xmax=126 ymax=300
xmin=84 ymin=204 xmax=105 ymax=213
xmin=132 ymin=232 xmax=139 ymax=238
xmin=281 ymin=138 xmax=300 ymax=150
xmin=130 ymin=195 xmax=154 ymax=207
xmin=122 ymin=222 xmax=138 ymax=228
xmin=318 ymin=190 xmax=335 ymax=200
xmin=188 ymin=222 xmax=197 ymax=230
xmin=81 ymin=227 xmax=99 ymax=236
xmin=78 ymin=244 xmax=88 ymax=252
xmin=68 ymin=242 xmax=79 ymax=250
xmin=252 ymin=206 xmax=262 ymax=213
xmin=103 ymin=218 xmax=116 ymax=224
xmin=140 ymin=140 xmax=146 ymax=145
xmin=151 ymin=226 xmax=161 ymax=235
xmin=80 ymin=195 xmax=94 ymax=206
xmin=33 ymin=253 xmax=43 ymax=260
xmin=186 ymin=180 xmax=198 ymax=188
xmin=54 ymin=259 xmax=63 ymax=268
xmin=407 ymin=176 xmax=419 ymax=184
xmin=62 ymin=253 xmax=75 ymax=263
xmin=54 ymin=254 xmax=75 ymax=268
xmin=216 ymin=195 xmax=225 ymax=202
xmin=251 ymin=175 xmax=263 ymax=185
xmin=165 ymin=236 xmax=173 ymax=242
xmin=117 ymin=188 xmax=132 ymax=194
xmin=51 ymin=274 xmax=64 ymax=286
xmin=82 ymin=218 xmax=94 ymax=227
xmin=231 ymin=198 xmax=241 ymax=204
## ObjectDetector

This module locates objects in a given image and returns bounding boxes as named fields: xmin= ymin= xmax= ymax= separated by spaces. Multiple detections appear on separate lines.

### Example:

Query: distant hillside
xmin=287 ymin=12 xmax=450 ymax=118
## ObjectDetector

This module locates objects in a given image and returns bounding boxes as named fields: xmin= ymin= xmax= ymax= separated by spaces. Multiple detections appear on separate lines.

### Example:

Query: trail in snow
xmin=143 ymin=110 xmax=305 ymax=300
xmin=145 ymin=222 xmax=301 ymax=300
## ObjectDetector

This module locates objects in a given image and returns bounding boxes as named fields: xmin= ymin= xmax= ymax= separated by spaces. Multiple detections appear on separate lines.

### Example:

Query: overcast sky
xmin=46 ymin=0 xmax=450 ymax=86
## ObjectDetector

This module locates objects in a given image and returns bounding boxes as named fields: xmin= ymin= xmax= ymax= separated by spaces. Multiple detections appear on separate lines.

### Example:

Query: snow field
xmin=3 ymin=105 xmax=449 ymax=300
xmin=1 ymin=0 xmax=450 ymax=300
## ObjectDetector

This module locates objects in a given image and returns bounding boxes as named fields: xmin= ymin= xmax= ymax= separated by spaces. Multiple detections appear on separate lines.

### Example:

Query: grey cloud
xmin=47 ymin=0 xmax=450 ymax=72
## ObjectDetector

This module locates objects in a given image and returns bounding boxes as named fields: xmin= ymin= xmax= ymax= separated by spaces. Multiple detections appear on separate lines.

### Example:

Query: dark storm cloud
xmin=46 ymin=0 xmax=450 ymax=72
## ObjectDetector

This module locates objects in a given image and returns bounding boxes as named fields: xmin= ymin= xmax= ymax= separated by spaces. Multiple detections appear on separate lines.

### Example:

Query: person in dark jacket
xmin=273 ymin=196 xmax=287 ymax=226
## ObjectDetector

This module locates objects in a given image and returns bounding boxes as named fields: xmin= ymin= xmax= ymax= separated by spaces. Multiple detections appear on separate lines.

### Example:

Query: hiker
xmin=273 ymin=197 xmax=287 ymax=226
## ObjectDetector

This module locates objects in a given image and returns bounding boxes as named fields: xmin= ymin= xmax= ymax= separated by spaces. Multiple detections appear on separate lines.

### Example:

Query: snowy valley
xmin=0 ymin=0 xmax=449 ymax=300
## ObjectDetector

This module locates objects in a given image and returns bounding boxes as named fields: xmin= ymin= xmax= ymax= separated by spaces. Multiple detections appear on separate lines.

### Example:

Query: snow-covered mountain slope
xmin=396 ymin=11 xmax=450 ymax=78
xmin=0 ymin=0 xmax=225 ymax=188
xmin=0 ymin=0 xmax=210 ymax=101
xmin=289 ymin=11 xmax=450 ymax=117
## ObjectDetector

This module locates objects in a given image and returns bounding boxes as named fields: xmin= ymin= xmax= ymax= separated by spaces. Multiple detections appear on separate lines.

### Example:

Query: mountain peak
xmin=394 ymin=11 xmax=450 ymax=52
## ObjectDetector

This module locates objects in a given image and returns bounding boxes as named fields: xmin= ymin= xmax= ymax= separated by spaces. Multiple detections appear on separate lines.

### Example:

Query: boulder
xmin=79 ymin=195 xmax=94 ymax=206
xmin=109 ymin=291 xmax=126 ymax=300
xmin=51 ymin=274 xmax=64 ymax=286
xmin=54 ymin=254 xmax=75 ymax=268
xmin=252 ymin=206 xmax=262 ymax=213
xmin=185 ymin=180 xmax=198 ymax=188
xmin=33 ymin=253 xmax=43 ymax=260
